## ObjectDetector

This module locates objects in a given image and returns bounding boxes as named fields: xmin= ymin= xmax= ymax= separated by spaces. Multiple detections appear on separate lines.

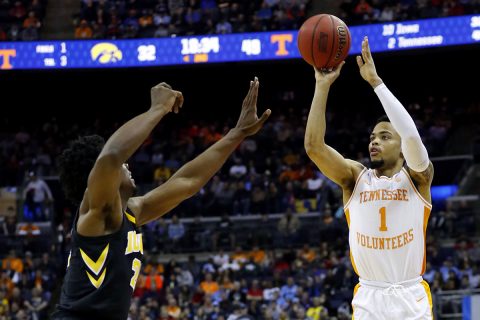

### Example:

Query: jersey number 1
xmin=379 ymin=207 xmax=388 ymax=231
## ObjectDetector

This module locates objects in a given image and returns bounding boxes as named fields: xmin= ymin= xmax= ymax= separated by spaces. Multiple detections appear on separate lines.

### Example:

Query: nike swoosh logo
xmin=416 ymin=296 xmax=425 ymax=302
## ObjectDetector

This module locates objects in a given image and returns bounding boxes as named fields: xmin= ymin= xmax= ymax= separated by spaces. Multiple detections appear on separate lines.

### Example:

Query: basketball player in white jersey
xmin=304 ymin=36 xmax=434 ymax=319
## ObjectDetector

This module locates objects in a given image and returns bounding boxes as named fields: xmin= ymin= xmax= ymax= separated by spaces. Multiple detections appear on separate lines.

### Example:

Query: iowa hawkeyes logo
xmin=90 ymin=43 xmax=123 ymax=64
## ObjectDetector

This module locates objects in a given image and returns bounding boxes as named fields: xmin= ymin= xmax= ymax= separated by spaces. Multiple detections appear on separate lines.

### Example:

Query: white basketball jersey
xmin=345 ymin=167 xmax=432 ymax=283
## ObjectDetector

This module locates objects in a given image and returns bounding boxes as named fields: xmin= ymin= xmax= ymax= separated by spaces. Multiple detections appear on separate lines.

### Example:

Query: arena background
xmin=0 ymin=1 xmax=480 ymax=319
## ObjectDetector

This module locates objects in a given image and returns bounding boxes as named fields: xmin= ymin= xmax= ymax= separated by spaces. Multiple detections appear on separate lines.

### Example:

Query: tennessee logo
xmin=90 ymin=43 xmax=123 ymax=63
xmin=0 ymin=49 xmax=16 ymax=69
xmin=80 ymin=244 xmax=109 ymax=288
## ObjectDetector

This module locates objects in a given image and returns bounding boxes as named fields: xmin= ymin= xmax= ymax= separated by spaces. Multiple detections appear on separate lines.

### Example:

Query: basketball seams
xmin=311 ymin=15 xmax=325 ymax=68
xmin=325 ymin=14 xmax=336 ymax=68
xmin=297 ymin=14 xmax=350 ymax=68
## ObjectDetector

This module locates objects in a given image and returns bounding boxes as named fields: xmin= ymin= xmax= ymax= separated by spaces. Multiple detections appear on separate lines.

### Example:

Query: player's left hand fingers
xmin=365 ymin=37 xmax=373 ymax=61
xmin=362 ymin=36 xmax=373 ymax=63
xmin=361 ymin=37 xmax=369 ymax=63
xmin=356 ymin=56 xmax=364 ymax=68
xmin=243 ymin=79 xmax=255 ymax=107
xmin=173 ymin=91 xmax=183 ymax=113
xmin=155 ymin=82 xmax=172 ymax=90
xmin=256 ymin=109 xmax=271 ymax=127
xmin=251 ymin=76 xmax=259 ymax=109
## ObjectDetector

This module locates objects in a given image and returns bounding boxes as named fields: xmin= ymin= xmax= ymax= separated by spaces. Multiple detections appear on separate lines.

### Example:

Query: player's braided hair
xmin=58 ymin=135 xmax=105 ymax=205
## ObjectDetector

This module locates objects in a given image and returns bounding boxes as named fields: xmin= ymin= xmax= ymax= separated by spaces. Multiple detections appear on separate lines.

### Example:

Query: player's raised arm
xmin=304 ymin=62 xmax=363 ymax=190
xmin=129 ymin=77 xmax=271 ymax=226
xmin=357 ymin=36 xmax=433 ymax=187
xmin=86 ymin=83 xmax=183 ymax=218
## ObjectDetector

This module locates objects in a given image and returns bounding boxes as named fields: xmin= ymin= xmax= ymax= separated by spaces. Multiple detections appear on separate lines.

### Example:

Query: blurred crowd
xmin=73 ymin=0 xmax=312 ymax=39
xmin=0 ymin=206 xmax=477 ymax=319
xmin=126 ymin=230 xmax=480 ymax=319
xmin=0 ymin=79 xmax=478 ymax=319
xmin=338 ymin=0 xmax=480 ymax=26
xmin=0 ymin=91 xmax=460 ymax=221
xmin=2 ymin=0 xmax=479 ymax=41
xmin=0 ymin=0 xmax=47 ymax=41
xmin=0 ymin=248 xmax=58 ymax=320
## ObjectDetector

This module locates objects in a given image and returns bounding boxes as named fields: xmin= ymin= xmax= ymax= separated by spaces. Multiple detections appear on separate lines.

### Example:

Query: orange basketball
xmin=297 ymin=14 xmax=351 ymax=69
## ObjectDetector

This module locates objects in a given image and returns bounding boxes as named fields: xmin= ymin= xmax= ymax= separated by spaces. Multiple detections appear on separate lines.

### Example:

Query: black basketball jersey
xmin=52 ymin=208 xmax=143 ymax=320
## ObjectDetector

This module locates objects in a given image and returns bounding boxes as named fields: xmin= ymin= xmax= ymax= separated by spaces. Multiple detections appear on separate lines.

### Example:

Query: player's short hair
xmin=375 ymin=115 xmax=390 ymax=125
xmin=58 ymin=135 xmax=105 ymax=205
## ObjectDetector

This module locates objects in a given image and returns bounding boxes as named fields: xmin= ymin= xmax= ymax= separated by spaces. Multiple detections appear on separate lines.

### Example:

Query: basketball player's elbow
xmin=304 ymin=139 xmax=327 ymax=159
xmin=96 ymin=151 xmax=122 ymax=167
xmin=175 ymin=177 xmax=199 ymax=199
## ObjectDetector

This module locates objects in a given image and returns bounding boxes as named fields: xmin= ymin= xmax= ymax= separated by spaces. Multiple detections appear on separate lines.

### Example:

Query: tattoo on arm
xmin=407 ymin=162 xmax=434 ymax=185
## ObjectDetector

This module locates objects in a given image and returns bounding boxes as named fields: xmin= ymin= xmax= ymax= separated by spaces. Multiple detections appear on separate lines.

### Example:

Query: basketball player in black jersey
xmin=51 ymin=78 xmax=270 ymax=320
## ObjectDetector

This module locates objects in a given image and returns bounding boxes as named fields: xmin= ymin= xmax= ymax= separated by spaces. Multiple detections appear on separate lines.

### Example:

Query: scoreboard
xmin=0 ymin=15 xmax=479 ymax=70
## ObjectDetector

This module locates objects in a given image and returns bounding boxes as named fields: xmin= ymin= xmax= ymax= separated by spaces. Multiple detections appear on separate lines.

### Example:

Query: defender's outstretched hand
xmin=235 ymin=77 xmax=271 ymax=137
xmin=150 ymin=82 xmax=184 ymax=114
xmin=314 ymin=61 xmax=345 ymax=85
xmin=356 ymin=37 xmax=383 ymax=88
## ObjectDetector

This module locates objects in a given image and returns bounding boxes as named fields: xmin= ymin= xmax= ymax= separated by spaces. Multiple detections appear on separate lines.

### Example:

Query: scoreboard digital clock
xmin=0 ymin=15 xmax=478 ymax=70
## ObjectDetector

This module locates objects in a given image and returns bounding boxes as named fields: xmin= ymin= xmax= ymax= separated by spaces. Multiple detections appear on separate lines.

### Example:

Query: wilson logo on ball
xmin=335 ymin=26 xmax=348 ymax=61
xmin=297 ymin=14 xmax=351 ymax=69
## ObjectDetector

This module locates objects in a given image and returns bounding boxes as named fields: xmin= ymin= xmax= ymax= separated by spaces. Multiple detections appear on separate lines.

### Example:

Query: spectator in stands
xmin=440 ymin=257 xmax=461 ymax=282
xmin=250 ymin=185 xmax=267 ymax=214
xmin=318 ymin=207 xmax=343 ymax=242
xmin=219 ymin=256 xmax=240 ymax=273
xmin=247 ymin=214 xmax=273 ymax=248
xmin=165 ymin=296 xmax=181 ymax=319
xmin=24 ymin=287 xmax=48 ymax=320
xmin=23 ymin=11 xmax=41 ymax=30
xmin=213 ymin=249 xmax=229 ymax=267
xmin=21 ymin=25 xmax=39 ymax=41
xmin=470 ymin=265 xmax=480 ymax=289
xmin=186 ymin=215 xmax=208 ymax=251
xmin=75 ymin=19 xmax=93 ymax=38
xmin=29 ymin=0 xmax=44 ymax=20
xmin=0 ymin=27 xmax=6 ymax=41
xmin=155 ymin=218 xmax=169 ymax=252
xmin=0 ymin=208 xmax=18 ymax=240
xmin=246 ymin=279 xmax=263 ymax=302
xmin=2 ymin=250 xmax=23 ymax=276
xmin=299 ymin=244 xmax=315 ymax=264
xmin=144 ymin=267 xmax=164 ymax=299
xmin=277 ymin=208 xmax=300 ymax=245
xmin=0 ymin=289 xmax=8 ymax=317
xmin=17 ymin=222 xmax=40 ymax=237
xmin=176 ymin=266 xmax=194 ymax=288
xmin=280 ymin=277 xmax=298 ymax=302
xmin=9 ymin=1 xmax=27 ymax=24
xmin=212 ymin=214 xmax=235 ymax=251
xmin=232 ymin=181 xmax=250 ymax=215
xmin=22 ymin=172 xmax=52 ymax=221
xmin=167 ymin=215 xmax=185 ymax=250
xmin=265 ymin=181 xmax=281 ymax=214
xmin=17 ymin=222 xmax=41 ymax=253
xmin=229 ymin=157 xmax=247 ymax=179
xmin=200 ymin=273 xmax=219 ymax=295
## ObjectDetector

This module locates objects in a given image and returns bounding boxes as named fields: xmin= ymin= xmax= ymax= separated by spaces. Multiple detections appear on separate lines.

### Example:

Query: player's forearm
xmin=374 ymin=83 xmax=418 ymax=138
xmin=172 ymin=128 xmax=245 ymax=194
xmin=305 ymin=82 xmax=330 ymax=152
xmin=374 ymin=83 xmax=429 ymax=171
xmin=100 ymin=109 xmax=167 ymax=163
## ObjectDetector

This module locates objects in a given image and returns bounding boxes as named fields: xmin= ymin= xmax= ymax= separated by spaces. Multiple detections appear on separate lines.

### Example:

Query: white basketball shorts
xmin=352 ymin=276 xmax=433 ymax=320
